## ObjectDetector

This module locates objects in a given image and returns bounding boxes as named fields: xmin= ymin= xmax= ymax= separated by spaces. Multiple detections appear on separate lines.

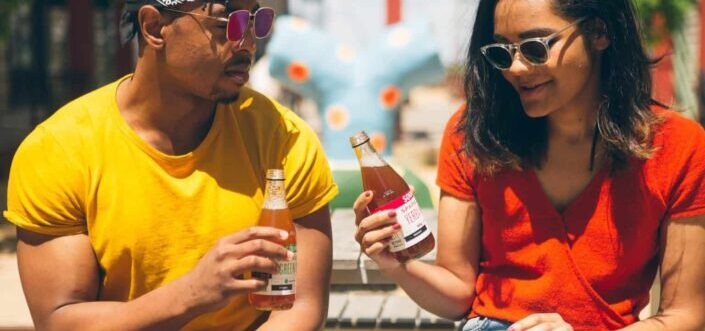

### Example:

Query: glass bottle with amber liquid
xmin=248 ymin=169 xmax=296 ymax=310
xmin=350 ymin=131 xmax=435 ymax=262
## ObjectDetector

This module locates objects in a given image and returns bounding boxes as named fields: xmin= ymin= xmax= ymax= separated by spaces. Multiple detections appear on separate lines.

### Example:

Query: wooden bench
xmin=325 ymin=292 xmax=458 ymax=330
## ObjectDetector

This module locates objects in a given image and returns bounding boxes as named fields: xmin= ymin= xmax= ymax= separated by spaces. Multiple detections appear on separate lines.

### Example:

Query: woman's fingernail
xmin=365 ymin=191 xmax=372 ymax=197
xmin=392 ymin=223 xmax=401 ymax=230
xmin=287 ymin=250 xmax=295 ymax=260
xmin=280 ymin=231 xmax=289 ymax=239
xmin=388 ymin=211 xmax=397 ymax=217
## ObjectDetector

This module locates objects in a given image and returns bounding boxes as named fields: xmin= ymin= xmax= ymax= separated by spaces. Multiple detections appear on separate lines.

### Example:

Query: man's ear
xmin=589 ymin=18 xmax=610 ymax=51
xmin=138 ymin=6 xmax=166 ymax=50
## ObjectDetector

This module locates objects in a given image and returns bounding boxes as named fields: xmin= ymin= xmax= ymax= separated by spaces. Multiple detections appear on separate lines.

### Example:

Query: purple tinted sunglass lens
xmin=227 ymin=10 xmax=251 ymax=41
xmin=226 ymin=8 xmax=275 ymax=42
xmin=254 ymin=8 xmax=275 ymax=38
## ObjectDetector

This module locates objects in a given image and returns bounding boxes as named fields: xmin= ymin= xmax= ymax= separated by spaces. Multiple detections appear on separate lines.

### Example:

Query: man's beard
xmin=216 ymin=93 xmax=240 ymax=104
xmin=211 ymin=85 xmax=240 ymax=104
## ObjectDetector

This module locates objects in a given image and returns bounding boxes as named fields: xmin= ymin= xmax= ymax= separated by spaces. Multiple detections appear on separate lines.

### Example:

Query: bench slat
xmin=338 ymin=293 xmax=386 ymax=328
xmin=326 ymin=292 xmax=349 ymax=328
xmin=331 ymin=209 xmax=361 ymax=270
xmin=418 ymin=309 xmax=457 ymax=329
xmin=379 ymin=294 xmax=419 ymax=328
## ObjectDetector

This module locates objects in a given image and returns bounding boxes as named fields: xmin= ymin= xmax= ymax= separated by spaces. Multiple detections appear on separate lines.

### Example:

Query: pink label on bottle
xmin=370 ymin=191 xmax=430 ymax=252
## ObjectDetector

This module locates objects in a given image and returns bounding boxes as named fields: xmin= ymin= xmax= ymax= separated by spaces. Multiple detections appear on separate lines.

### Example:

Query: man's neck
xmin=116 ymin=63 xmax=218 ymax=155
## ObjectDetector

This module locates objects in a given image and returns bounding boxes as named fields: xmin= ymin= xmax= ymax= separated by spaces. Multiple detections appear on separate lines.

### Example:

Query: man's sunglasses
xmin=163 ymin=6 xmax=275 ymax=42
xmin=480 ymin=17 xmax=587 ymax=71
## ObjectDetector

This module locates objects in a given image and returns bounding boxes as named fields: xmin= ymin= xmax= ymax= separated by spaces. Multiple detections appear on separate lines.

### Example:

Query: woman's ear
xmin=589 ymin=18 xmax=610 ymax=51
xmin=138 ymin=5 xmax=165 ymax=50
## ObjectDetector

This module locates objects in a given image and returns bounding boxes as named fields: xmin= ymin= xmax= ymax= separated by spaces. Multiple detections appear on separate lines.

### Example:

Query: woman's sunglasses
xmin=480 ymin=17 xmax=586 ymax=71
xmin=163 ymin=6 xmax=275 ymax=42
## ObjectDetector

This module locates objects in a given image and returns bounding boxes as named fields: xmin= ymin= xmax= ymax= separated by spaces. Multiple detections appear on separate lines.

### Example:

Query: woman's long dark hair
xmin=460 ymin=0 xmax=663 ymax=175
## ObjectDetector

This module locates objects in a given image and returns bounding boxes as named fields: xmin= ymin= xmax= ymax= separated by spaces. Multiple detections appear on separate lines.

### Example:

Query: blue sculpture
xmin=267 ymin=16 xmax=446 ymax=160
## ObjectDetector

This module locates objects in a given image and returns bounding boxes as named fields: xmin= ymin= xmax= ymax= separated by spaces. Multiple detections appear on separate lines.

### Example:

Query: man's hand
xmin=509 ymin=313 xmax=574 ymax=331
xmin=182 ymin=226 xmax=294 ymax=314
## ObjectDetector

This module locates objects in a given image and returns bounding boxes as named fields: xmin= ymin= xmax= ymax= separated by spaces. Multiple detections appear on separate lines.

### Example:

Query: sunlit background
xmin=0 ymin=0 xmax=703 ymax=329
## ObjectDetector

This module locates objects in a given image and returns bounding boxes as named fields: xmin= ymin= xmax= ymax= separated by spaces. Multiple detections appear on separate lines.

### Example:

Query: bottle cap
xmin=349 ymin=131 xmax=370 ymax=148
xmin=266 ymin=169 xmax=285 ymax=180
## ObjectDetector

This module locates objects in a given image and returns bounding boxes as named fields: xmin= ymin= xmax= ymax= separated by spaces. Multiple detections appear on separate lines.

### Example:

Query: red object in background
xmin=68 ymin=0 xmax=95 ymax=98
xmin=650 ymin=13 xmax=674 ymax=105
xmin=388 ymin=0 xmax=403 ymax=139
xmin=701 ymin=1 xmax=705 ymax=70
xmin=387 ymin=0 xmax=401 ymax=25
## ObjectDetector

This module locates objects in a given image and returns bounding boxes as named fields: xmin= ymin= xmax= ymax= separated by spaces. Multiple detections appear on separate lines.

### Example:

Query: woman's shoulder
xmin=441 ymin=104 xmax=468 ymax=144
xmin=652 ymin=108 xmax=705 ymax=150
xmin=655 ymin=106 xmax=703 ymax=129
xmin=647 ymin=108 xmax=705 ymax=173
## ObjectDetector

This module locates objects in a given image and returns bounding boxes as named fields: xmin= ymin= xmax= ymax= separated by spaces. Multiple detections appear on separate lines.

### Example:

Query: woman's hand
xmin=509 ymin=313 xmax=574 ymax=331
xmin=352 ymin=191 xmax=403 ymax=271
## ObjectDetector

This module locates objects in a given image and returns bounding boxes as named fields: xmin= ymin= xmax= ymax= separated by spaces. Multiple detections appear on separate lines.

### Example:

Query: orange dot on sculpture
xmin=288 ymin=62 xmax=310 ymax=83
xmin=380 ymin=85 xmax=402 ymax=109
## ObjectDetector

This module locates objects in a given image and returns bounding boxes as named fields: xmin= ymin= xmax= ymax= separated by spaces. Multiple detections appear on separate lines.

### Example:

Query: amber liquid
xmin=361 ymin=165 xmax=435 ymax=262
xmin=248 ymin=208 xmax=296 ymax=311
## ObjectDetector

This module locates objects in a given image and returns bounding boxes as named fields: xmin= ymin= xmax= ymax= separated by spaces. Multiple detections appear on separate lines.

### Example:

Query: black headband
xmin=119 ymin=0 xmax=233 ymax=44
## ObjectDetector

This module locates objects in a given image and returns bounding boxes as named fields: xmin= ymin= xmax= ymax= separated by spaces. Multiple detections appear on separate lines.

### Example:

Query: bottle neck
xmin=354 ymin=141 xmax=387 ymax=167
xmin=263 ymin=179 xmax=288 ymax=209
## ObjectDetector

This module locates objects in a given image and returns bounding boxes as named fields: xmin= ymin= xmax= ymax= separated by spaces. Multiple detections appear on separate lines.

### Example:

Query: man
xmin=3 ymin=0 xmax=338 ymax=330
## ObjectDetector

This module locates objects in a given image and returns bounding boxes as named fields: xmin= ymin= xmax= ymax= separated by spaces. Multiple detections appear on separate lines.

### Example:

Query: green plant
xmin=634 ymin=0 xmax=698 ymax=42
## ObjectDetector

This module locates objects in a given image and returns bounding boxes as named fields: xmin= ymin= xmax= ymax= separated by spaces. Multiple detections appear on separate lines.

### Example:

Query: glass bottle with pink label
xmin=350 ymin=131 xmax=435 ymax=262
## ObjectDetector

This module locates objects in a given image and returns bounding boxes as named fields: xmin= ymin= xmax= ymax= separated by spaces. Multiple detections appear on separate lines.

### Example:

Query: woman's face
xmin=493 ymin=0 xmax=607 ymax=118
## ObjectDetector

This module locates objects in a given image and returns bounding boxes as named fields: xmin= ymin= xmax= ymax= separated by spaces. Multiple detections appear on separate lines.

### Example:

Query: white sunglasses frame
xmin=480 ymin=17 xmax=587 ymax=70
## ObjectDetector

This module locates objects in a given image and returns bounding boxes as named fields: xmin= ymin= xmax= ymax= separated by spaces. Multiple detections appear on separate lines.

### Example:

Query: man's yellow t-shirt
xmin=3 ymin=75 xmax=338 ymax=330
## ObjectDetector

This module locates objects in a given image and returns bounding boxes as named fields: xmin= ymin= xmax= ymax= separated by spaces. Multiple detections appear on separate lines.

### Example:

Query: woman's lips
xmin=519 ymin=81 xmax=551 ymax=99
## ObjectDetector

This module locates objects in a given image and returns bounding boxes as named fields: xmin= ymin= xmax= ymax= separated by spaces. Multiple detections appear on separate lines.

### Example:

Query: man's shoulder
xmin=41 ymin=80 xmax=119 ymax=135
xmin=24 ymin=79 xmax=120 ymax=155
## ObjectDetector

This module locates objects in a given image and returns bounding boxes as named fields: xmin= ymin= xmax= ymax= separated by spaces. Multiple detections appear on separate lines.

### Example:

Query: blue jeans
xmin=460 ymin=317 xmax=513 ymax=331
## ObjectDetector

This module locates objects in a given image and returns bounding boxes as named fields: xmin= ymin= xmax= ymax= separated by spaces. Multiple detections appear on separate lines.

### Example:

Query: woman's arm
xmin=353 ymin=190 xmax=482 ymax=319
xmin=618 ymin=215 xmax=705 ymax=331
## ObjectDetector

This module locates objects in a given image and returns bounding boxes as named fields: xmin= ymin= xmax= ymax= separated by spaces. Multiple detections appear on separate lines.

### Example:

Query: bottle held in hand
xmin=350 ymin=131 xmax=435 ymax=262
xmin=248 ymin=169 xmax=296 ymax=310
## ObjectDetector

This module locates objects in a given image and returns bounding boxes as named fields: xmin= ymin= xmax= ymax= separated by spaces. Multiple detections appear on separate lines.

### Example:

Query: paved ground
xmin=0 ymin=254 xmax=32 ymax=329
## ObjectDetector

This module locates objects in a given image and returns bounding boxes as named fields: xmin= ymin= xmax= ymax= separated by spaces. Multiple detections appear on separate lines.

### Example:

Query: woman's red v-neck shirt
xmin=436 ymin=107 xmax=705 ymax=330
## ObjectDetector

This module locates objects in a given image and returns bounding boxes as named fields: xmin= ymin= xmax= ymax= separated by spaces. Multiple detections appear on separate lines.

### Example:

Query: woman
xmin=352 ymin=0 xmax=705 ymax=330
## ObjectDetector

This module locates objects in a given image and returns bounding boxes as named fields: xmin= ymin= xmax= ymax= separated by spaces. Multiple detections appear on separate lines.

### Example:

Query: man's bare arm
xmin=17 ymin=226 xmax=291 ymax=331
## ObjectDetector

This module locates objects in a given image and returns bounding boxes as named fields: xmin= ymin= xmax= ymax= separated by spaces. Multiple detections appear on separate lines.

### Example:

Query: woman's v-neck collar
xmin=527 ymin=164 xmax=609 ymax=218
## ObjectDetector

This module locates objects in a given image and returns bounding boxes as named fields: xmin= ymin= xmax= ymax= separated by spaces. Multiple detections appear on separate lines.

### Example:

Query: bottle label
xmin=253 ymin=244 xmax=296 ymax=295
xmin=370 ymin=191 xmax=430 ymax=252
